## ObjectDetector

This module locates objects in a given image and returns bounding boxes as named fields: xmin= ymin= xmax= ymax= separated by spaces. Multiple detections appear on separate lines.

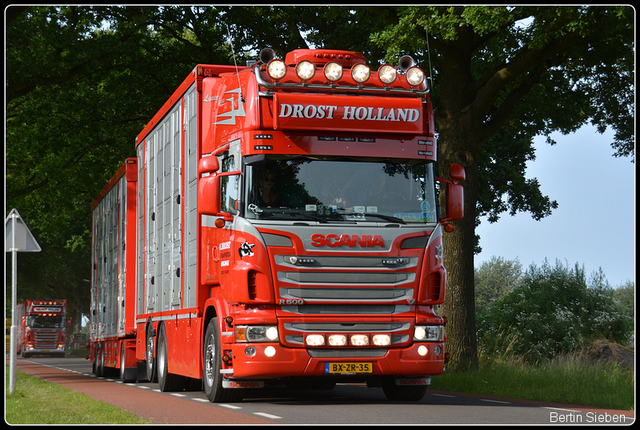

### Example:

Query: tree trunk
xmin=441 ymin=160 xmax=479 ymax=372
xmin=436 ymin=43 xmax=481 ymax=371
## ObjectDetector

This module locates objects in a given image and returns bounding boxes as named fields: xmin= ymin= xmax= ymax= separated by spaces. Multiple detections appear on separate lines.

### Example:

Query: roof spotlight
xmin=324 ymin=62 xmax=343 ymax=82
xmin=267 ymin=59 xmax=286 ymax=80
xmin=406 ymin=66 xmax=425 ymax=86
xmin=351 ymin=63 xmax=370 ymax=83
xmin=378 ymin=64 xmax=397 ymax=84
xmin=296 ymin=60 xmax=316 ymax=80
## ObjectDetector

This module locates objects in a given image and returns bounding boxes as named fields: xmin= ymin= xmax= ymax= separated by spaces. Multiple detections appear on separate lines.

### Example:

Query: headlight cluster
xmin=265 ymin=57 xmax=425 ymax=87
xmin=413 ymin=325 xmax=444 ymax=342
xmin=235 ymin=325 xmax=279 ymax=342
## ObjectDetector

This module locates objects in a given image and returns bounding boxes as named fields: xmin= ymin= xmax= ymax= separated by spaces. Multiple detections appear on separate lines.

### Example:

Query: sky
xmin=474 ymin=124 xmax=635 ymax=288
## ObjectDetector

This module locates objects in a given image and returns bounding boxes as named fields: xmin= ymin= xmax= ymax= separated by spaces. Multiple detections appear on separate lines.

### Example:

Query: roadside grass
xmin=430 ymin=356 xmax=634 ymax=411
xmin=5 ymin=366 xmax=149 ymax=424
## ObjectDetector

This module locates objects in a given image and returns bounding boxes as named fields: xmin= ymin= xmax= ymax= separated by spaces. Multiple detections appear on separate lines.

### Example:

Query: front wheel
xmin=382 ymin=382 xmax=427 ymax=401
xmin=203 ymin=318 xmax=243 ymax=402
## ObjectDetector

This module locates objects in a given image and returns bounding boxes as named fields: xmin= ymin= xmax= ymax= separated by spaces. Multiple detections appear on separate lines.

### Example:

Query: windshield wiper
xmin=249 ymin=204 xmax=327 ymax=223
xmin=360 ymin=213 xmax=406 ymax=224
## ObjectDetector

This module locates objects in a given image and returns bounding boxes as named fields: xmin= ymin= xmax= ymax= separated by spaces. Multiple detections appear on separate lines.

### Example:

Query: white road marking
xmin=254 ymin=412 xmax=282 ymax=420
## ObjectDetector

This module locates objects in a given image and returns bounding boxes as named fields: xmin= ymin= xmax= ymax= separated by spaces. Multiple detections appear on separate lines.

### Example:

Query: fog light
xmin=328 ymin=334 xmax=347 ymax=346
xmin=264 ymin=346 xmax=276 ymax=357
xmin=305 ymin=335 xmax=325 ymax=346
xmin=372 ymin=334 xmax=391 ymax=346
xmin=350 ymin=334 xmax=369 ymax=346
xmin=434 ymin=345 xmax=442 ymax=356
xmin=418 ymin=345 xmax=428 ymax=356
xmin=245 ymin=346 xmax=256 ymax=357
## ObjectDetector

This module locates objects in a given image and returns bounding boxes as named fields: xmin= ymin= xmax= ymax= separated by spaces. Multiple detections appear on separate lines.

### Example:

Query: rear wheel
xmin=96 ymin=343 xmax=105 ymax=377
xmin=157 ymin=324 xmax=185 ymax=392
xmin=203 ymin=318 xmax=243 ymax=402
xmin=145 ymin=324 xmax=157 ymax=382
xmin=120 ymin=341 xmax=136 ymax=383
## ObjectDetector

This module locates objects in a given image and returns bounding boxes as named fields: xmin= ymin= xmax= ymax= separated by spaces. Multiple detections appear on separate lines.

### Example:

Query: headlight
xmin=414 ymin=325 xmax=442 ymax=341
xmin=296 ymin=60 xmax=316 ymax=80
xmin=351 ymin=63 xmax=370 ymax=83
xmin=267 ymin=59 xmax=286 ymax=80
xmin=236 ymin=325 xmax=279 ymax=342
xmin=406 ymin=66 xmax=425 ymax=86
xmin=378 ymin=64 xmax=397 ymax=84
xmin=324 ymin=62 xmax=343 ymax=81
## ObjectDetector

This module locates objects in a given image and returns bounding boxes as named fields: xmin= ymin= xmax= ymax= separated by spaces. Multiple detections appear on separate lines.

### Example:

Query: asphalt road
xmin=11 ymin=356 xmax=635 ymax=425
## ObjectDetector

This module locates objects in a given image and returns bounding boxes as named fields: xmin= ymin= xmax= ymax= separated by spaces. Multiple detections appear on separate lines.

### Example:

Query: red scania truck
xmin=89 ymin=48 xmax=464 ymax=402
xmin=16 ymin=299 xmax=69 ymax=358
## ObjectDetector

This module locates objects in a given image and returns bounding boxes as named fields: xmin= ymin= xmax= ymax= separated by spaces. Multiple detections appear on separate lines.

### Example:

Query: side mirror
xmin=197 ymin=174 xmax=222 ymax=216
xmin=198 ymin=155 xmax=219 ymax=175
xmin=438 ymin=164 xmax=465 ymax=223
xmin=67 ymin=318 xmax=72 ymax=327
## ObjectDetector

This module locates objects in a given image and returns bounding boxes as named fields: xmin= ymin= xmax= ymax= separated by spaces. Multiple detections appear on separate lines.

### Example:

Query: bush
xmin=477 ymin=259 xmax=633 ymax=362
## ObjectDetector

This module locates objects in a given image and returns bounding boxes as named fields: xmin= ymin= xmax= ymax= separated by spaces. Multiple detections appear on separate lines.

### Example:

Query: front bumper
xmin=24 ymin=345 xmax=65 ymax=355
xmin=224 ymin=341 xmax=444 ymax=380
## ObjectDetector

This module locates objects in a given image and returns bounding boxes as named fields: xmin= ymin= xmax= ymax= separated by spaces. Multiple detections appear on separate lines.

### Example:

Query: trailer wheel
xmin=203 ymin=318 xmax=244 ymax=403
xmin=145 ymin=324 xmax=157 ymax=382
xmin=157 ymin=324 xmax=185 ymax=392
xmin=96 ymin=343 xmax=105 ymax=377
xmin=382 ymin=382 xmax=427 ymax=401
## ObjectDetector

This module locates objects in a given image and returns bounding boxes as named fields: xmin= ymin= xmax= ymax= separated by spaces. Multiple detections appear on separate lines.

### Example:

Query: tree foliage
xmin=477 ymin=259 xmax=633 ymax=363
xmin=474 ymin=256 xmax=522 ymax=314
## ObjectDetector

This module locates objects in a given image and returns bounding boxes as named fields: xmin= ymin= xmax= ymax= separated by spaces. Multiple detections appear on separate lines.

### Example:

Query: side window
xmin=220 ymin=154 xmax=239 ymax=214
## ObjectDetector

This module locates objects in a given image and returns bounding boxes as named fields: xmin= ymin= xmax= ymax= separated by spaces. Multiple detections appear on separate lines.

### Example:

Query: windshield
xmin=244 ymin=156 xmax=438 ymax=224
xmin=26 ymin=315 xmax=65 ymax=329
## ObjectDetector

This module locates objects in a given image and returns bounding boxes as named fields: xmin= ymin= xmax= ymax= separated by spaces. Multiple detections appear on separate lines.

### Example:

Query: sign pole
xmin=9 ymin=215 xmax=17 ymax=394
xmin=5 ymin=209 xmax=41 ymax=395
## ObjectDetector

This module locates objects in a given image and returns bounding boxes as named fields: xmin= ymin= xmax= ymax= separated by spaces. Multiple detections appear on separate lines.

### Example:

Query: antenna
xmin=425 ymin=25 xmax=434 ymax=89
xmin=225 ymin=23 xmax=244 ymax=102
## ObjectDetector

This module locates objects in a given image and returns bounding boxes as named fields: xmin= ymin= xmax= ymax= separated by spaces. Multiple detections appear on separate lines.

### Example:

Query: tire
xmin=145 ymin=324 xmax=157 ymax=383
xmin=382 ymin=382 xmax=427 ymax=401
xmin=157 ymin=324 xmax=185 ymax=392
xmin=120 ymin=341 xmax=137 ymax=383
xmin=96 ymin=343 xmax=105 ymax=377
xmin=203 ymin=318 xmax=244 ymax=403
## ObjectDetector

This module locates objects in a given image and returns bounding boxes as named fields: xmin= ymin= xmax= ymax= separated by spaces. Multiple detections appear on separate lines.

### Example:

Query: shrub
xmin=477 ymin=259 xmax=633 ymax=362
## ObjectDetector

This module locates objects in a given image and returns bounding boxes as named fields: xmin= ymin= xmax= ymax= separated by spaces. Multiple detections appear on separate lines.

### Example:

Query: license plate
xmin=325 ymin=362 xmax=372 ymax=374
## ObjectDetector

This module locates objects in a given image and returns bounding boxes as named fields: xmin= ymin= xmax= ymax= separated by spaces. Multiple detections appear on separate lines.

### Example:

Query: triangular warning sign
xmin=5 ymin=208 xmax=41 ymax=252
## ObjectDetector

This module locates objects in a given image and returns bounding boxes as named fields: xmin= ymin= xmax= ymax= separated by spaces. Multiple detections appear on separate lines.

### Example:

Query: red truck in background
xmin=16 ymin=299 xmax=69 ymax=358
xmin=89 ymin=47 xmax=464 ymax=402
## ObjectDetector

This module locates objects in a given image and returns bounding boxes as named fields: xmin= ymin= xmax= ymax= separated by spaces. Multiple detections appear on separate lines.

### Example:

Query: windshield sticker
xmin=394 ymin=213 xmax=437 ymax=223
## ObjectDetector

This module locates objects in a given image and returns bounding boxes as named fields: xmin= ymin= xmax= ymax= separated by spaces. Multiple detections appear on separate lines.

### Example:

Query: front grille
xmin=281 ymin=304 xmax=410 ymax=315
xmin=279 ymin=287 xmax=413 ymax=302
xmin=34 ymin=332 xmax=59 ymax=349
